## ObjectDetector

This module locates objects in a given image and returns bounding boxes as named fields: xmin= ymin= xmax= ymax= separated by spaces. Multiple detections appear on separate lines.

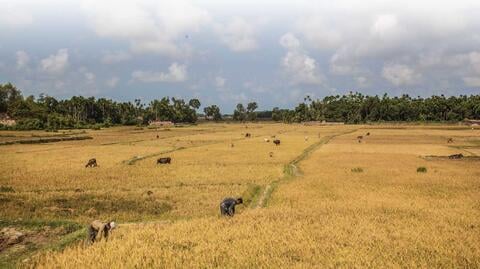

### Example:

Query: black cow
xmin=273 ymin=139 xmax=281 ymax=146
xmin=366 ymin=132 xmax=370 ymax=136
xmin=85 ymin=158 xmax=97 ymax=168
xmin=448 ymin=153 xmax=463 ymax=159
xmin=245 ymin=133 xmax=251 ymax=138
xmin=157 ymin=157 xmax=172 ymax=164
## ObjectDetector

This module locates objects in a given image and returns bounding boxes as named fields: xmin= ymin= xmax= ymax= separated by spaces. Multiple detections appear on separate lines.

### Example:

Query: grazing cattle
xmin=366 ymin=132 xmax=370 ymax=136
xmin=448 ymin=153 xmax=463 ymax=159
xmin=157 ymin=157 xmax=172 ymax=164
xmin=357 ymin=135 xmax=363 ymax=140
xmin=88 ymin=220 xmax=116 ymax=244
xmin=269 ymin=152 xmax=274 ymax=157
xmin=273 ymin=139 xmax=281 ymax=146
xmin=447 ymin=138 xmax=453 ymax=143
xmin=156 ymin=135 xmax=159 ymax=139
xmin=220 ymin=197 xmax=243 ymax=217
xmin=85 ymin=158 xmax=97 ymax=168
xmin=264 ymin=138 xmax=270 ymax=142
xmin=245 ymin=133 xmax=251 ymax=138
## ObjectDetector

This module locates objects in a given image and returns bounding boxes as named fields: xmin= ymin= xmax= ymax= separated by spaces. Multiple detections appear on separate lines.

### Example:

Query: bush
xmin=351 ymin=167 xmax=363 ymax=173
xmin=417 ymin=167 xmax=427 ymax=173
xmin=0 ymin=186 xmax=15 ymax=193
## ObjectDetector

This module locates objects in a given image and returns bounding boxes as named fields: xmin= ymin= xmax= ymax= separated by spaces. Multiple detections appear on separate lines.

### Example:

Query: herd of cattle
xmin=84 ymin=132 xmax=467 ymax=168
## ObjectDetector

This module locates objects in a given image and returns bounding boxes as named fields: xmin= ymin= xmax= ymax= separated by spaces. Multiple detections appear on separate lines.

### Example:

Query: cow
xmin=157 ymin=157 xmax=172 ymax=164
xmin=269 ymin=152 xmax=274 ymax=157
xmin=366 ymin=132 xmax=370 ymax=136
xmin=245 ymin=133 xmax=251 ymax=138
xmin=273 ymin=139 xmax=281 ymax=146
xmin=156 ymin=135 xmax=159 ymax=139
xmin=448 ymin=153 xmax=463 ymax=159
xmin=85 ymin=158 xmax=97 ymax=168
xmin=304 ymin=136 xmax=309 ymax=142
xmin=357 ymin=135 xmax=363 ymax=140
xmin=447 ymin=138 xmax=453 ymax=143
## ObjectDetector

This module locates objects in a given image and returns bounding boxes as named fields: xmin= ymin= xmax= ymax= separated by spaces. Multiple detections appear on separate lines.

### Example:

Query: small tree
xmin=246 ymin=102 xmax=258 ymax=121
xmin=204 ymin=105 xmax=222 ymax=121
xmin=233 ymin=103 xmax=246 ymax=121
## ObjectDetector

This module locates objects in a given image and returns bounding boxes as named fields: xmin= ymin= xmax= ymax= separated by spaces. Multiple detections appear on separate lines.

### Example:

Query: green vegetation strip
xmin=0 ymin=136 xmax=92 ymax=146
xmin=255 ymin=129 xmax=358 ymax=208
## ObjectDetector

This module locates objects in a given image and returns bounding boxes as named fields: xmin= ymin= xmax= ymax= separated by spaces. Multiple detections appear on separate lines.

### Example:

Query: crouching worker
xmin=220 ymin=197 xmax=243 ymax=217
xmin=88 ymin=220 xmax=116 ymax=244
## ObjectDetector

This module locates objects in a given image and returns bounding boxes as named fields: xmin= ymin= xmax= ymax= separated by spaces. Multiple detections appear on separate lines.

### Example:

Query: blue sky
xmin=1 ymin=0 xmax=480 ymax=111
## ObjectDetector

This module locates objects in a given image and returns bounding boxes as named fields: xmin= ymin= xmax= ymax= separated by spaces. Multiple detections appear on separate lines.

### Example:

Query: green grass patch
xmin=351 ymin=167 xmax=364 ymax=173
xmin=417 ymin=167 xmax=427 ymax=173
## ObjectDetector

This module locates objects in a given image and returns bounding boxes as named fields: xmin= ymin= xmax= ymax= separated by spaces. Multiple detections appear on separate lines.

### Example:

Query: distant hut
xmin=149 ymin=120 xmax=174 ymax=127
xmin=0 ymin=113 xmax=16 ymax=126
xmin=464 ymin=119 xmax=480 ymax=126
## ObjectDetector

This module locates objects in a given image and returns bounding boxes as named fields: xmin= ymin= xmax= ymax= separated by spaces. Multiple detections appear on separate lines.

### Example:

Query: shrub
xmin=351 ymin=167 xmax=363 ymax=173
xmin=417 ymin=167 xmax=427 ymax=173
xmin=0 ymin=186 xmax=15 ymax=193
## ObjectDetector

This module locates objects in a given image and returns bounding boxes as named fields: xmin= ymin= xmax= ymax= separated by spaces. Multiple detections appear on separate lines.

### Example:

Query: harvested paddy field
xmin=0 ymin=124 xmax=479 ymax=268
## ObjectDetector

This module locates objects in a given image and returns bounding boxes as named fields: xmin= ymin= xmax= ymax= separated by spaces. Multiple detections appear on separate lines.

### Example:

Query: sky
xmin=1 ymin=0 xmax=480 ymax=111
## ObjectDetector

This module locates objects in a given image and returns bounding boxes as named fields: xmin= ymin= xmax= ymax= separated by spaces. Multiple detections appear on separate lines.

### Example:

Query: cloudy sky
xmin=1 ymin=0 xmax=480 ymax=110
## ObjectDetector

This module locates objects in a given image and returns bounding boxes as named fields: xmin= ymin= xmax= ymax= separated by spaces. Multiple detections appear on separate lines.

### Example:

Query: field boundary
xmin=0 ymin=136 xmax=92 ymax=146
xmin=122 ymin=128 xmax=297 ymax=165
xmin=253 ymin=128 xmax=358 ymax=208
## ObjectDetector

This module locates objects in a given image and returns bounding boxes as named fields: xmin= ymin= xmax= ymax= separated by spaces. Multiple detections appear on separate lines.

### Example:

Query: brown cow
xmin=157 ymin=157 xmax=172 ymax=164
xmin=245 ymin=133 xmax=251 ymax=138
xmin=447 ymin=138 xmax=453 ymax=143
xmin=273 ymin=139 xmax=281 ymax=146
xmin=269 ymin=152 xmax=274 ymax=157
xmin=357 ymin=135 xmax=363 ymax=140
xmin=85 ymin=158 xmax=97 ymax=168
xmin=366 ymin=132 xmax=370 ymax=136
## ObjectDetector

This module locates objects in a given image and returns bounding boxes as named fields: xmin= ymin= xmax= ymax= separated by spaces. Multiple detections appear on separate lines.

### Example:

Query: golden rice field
xmin=0 ymin=123 xmax=479 ymax=268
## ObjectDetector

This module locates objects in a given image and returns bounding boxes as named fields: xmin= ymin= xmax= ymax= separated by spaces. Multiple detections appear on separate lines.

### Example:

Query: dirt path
xmin=252 ymin=128 xmax=358 ymax=209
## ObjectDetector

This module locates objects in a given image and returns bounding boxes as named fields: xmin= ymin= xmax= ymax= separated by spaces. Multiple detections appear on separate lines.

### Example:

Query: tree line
xmin=1 ymin=83 xmax=479 ymax=130
xmin=272 ymin=93 xmax=480 ymax=123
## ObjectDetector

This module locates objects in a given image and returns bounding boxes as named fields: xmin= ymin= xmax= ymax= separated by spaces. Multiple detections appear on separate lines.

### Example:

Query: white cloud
xmin=84 ymin=72 xmax=96 ymax=83
xmin=101 ymin=51 xmax=132 ymax=64
xmin=280 ymin=33 xmax=322 ymax=85
xmin=132 ymin=62 xmax=187 ymax=83
xmin=0 ymin=5 xmax=33 ymax=27
xmin=16 ymin=50 xmax=30 ymax=69
xmin=106 ymin=77 xmax=119 ymax=88
xmin=216 ymin=17 xmax=257 ymax=52
xmin=370 ymin=14 xmax=401 ymax=39
xmin=215 ymin=76 xmax=226 ymax=87
xmin=382 ymin=64 xmax=419 ymax=86
xmin=463 ymin=77 xmax=480 ymax=87
xmin=279 ymin=32 xmax=300 ymax=50
xmin=296 ymin=17 xmax=342 ymax=50
xmin=82 ymin=0 xmax=210 ymax=57
xmin=468 ymin=52 xmax=480 ymax=74
xmin=40 ymin=49 xmax=69 ymax=74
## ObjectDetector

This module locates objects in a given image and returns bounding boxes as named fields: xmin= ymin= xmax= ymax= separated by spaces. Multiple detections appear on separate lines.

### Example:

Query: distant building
xmin=464 ymin=119 xmax=480 ymax=126
xmin=149 ymin=120 xmax=174 ymax=127
xmin=303 ymin=121 xmax=344 ymax=125
xmin=0 ymin=113 xmax=16 ymax=126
